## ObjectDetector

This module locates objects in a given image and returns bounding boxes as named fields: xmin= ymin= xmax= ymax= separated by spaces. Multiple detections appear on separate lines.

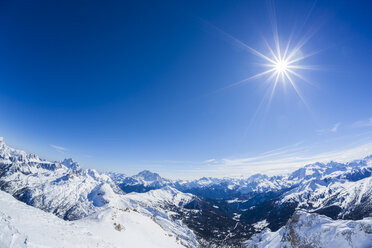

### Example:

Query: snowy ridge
xmin=124 ymin=186 xmax=194 ymax=207
xmin=174 ymin=174 xmax=293 ymax=194
xmin=117 ymin=158 xmax=372 ymax=197
xmin=278 ymin=160 xmax=372 ymax=219
xmin=245 ymin=210 xmax=372 ymax=248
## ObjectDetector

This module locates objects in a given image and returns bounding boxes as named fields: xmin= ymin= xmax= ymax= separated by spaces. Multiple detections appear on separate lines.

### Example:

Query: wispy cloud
xmin=157 ymin=136 xmax=372 ymax=180
xmin=50 ymin=144 xmax=67 ymax=153
xmin=331 ymin=122 xmax=341 ymax=132
xmin=352 ymin=117 xmax=372 ymax=128
xmin=131 ymin=131 xmax=372 ymax=180
xmin=203 ymin=158 xmax=218 ymax=164
xmin=316 ymin=122 xmax=341 ymax=134
xmin=180 ymin=141 xmax=372 ymax=179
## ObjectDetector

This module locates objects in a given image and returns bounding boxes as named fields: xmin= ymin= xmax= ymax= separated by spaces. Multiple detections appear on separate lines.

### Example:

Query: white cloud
xmin=203 ymin=159 xmax=218 ymax=164
xmin=316 ymin=122 xmax=341 ymax=134
xmin=166 ymin=140 xmax=372 ymax=179
xmin=352 ymin=117 xmax=372 ymax=128
xmin=132 ymin=132 xmax=372 ymax=180
xmin=331 ymin=122 xmax=341 ymax=132
xmin=50 ymin=144 xmax=66 ymax=152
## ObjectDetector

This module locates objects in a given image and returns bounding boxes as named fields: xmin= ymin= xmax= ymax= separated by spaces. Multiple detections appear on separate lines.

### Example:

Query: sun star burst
xmin=209 ymin=12 xmax=320 ymax=108
xmin=274 ymin=59 xmax=288 ymax=73
xmin=226 ymin=34 xmax=319 ymax=109
xmin=260 ymin=40 xmax=308 ymax=86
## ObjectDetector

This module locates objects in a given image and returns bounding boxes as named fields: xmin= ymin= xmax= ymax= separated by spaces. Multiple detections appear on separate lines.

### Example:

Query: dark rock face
xmin=314 ymin=205 xmax=343 ymax=220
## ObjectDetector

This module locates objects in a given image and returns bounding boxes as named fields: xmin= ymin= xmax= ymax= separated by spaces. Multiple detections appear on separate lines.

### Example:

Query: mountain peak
xmin=0 ymin=137 xmax=28 ymax=160
xmin=364 ymin=154 xmax=372 ymax=161
xmin=135 ymin=170 xmax=162 ymax=181
xmin=61 ymin=158 xmax=80 ymax=170
xmin=248 ymin=173 xmax=269 ymax=181
xmin=0 ymin=137 xmax=6 ymax=149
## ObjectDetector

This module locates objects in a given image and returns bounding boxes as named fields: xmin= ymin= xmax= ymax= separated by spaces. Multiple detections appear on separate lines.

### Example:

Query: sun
xmin=229 ymin=32 xmax=319 ymax=101
xmin=207 ymin=2 xmax=322 ymax=115
xmin=274 ymin=59 xmax=289 ymax=74
xmin=256 ymin=39 xmax=306 ymax=87
xmin=220 ymin=33 xmax=319 ymax=110
xmin=214 ymin=16 xmax=319 ymax=106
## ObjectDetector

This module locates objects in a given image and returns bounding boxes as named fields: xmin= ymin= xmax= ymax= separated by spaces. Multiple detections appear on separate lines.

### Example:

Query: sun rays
xmin=207 ymin=1 xmax=321 ymax=113
xmin=197 ymin=0 xmax=323 ymax=121
xmin=245 ymin=34 xmax=317 ymax=100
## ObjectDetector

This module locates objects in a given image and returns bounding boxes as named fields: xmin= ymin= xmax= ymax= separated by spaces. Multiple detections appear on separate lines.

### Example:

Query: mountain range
xmin=1 ymin=137 xmax=372 ymax=247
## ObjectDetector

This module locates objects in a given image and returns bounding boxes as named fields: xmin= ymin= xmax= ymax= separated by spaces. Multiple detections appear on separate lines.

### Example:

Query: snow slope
xmin=245 ymin=211 xmax=372 ymax=248
xmin=0 ymin=190 xmax=187 ymax=248
xmin=0 ymin=138 xmax=199 ymax=247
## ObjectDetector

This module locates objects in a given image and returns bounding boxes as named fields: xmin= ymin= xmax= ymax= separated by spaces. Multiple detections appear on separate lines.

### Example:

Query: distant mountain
xmin=110 ymin=152 xmax=372 ymax=245
xmin=116 ymin=171 xmax=294 ymax=199
xmin=117 ymin=170 xmax=172 ymax=193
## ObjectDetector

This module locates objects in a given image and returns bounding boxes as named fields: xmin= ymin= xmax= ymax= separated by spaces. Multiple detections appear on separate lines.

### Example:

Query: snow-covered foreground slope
xmin=0 ymin=190 xmax=189 ymax=248
xmin=0 ymin=138 xmax=199 ymax=247
xmin=245 ymin=211 xmax=372 ymax=248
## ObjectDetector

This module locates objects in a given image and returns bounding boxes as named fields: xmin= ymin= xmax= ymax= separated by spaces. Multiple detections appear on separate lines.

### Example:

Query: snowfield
xmin=0 ymin=189 xmax=189 ymax=248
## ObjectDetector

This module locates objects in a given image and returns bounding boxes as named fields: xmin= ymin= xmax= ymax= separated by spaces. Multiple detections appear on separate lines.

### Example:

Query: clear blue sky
xmin=1 ymin=0 xmax=372 ymax=179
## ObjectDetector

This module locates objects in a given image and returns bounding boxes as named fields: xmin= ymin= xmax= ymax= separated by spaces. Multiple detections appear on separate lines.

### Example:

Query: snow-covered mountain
xmin=0 ymin=138 xmax=199 ymax=247
xmin=111 ymin=153 xmax=372 ymax=246
xmin=280 ymin=160 xmax=372 ymax=219
xmin=245 ymin=210 xmax=372 ymax=248
xmin=2 ymin=136 xmax=372 ymax=247
xmin=0 ymin=189 xmax=189 ymax=248
xmin=116 ymin=170 xmax=172 ymax=193
xmin=116 ymin=171 xmax=294 ymax=200
xmin=234 ymin=159 xmax=372 ymax=232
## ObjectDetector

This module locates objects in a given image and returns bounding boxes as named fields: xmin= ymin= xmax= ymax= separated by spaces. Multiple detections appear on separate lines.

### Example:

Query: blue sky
xmin=0 ymin=0 xmax=372 ymax=179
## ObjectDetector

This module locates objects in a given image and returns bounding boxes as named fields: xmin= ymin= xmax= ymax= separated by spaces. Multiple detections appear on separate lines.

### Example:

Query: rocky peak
xmin=62 ymin=158 xmax=80 ymax=170
xmin=135 ymin=170 xmax=162 ymax=181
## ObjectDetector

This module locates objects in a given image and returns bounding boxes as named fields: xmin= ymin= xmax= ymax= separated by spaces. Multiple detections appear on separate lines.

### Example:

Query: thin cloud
xmin=191 ymin=141 xmax=372 ymax=179
xmin=331 ymin=122 xmax=341 ymax=132
xmin=203 ymin=159 xmax=218 ymax=164
xmin=50 ymin=144 xmax=67 ymax=152
xmin=164 ymin=136 xmax=372 ymax=180
xmin=316 ymin=122 xmax=341 ymax=134
xmin=128 ymin=133 xmax=372 ymax=180
xmin=352 ymin=117 xmax=372 ymax=128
